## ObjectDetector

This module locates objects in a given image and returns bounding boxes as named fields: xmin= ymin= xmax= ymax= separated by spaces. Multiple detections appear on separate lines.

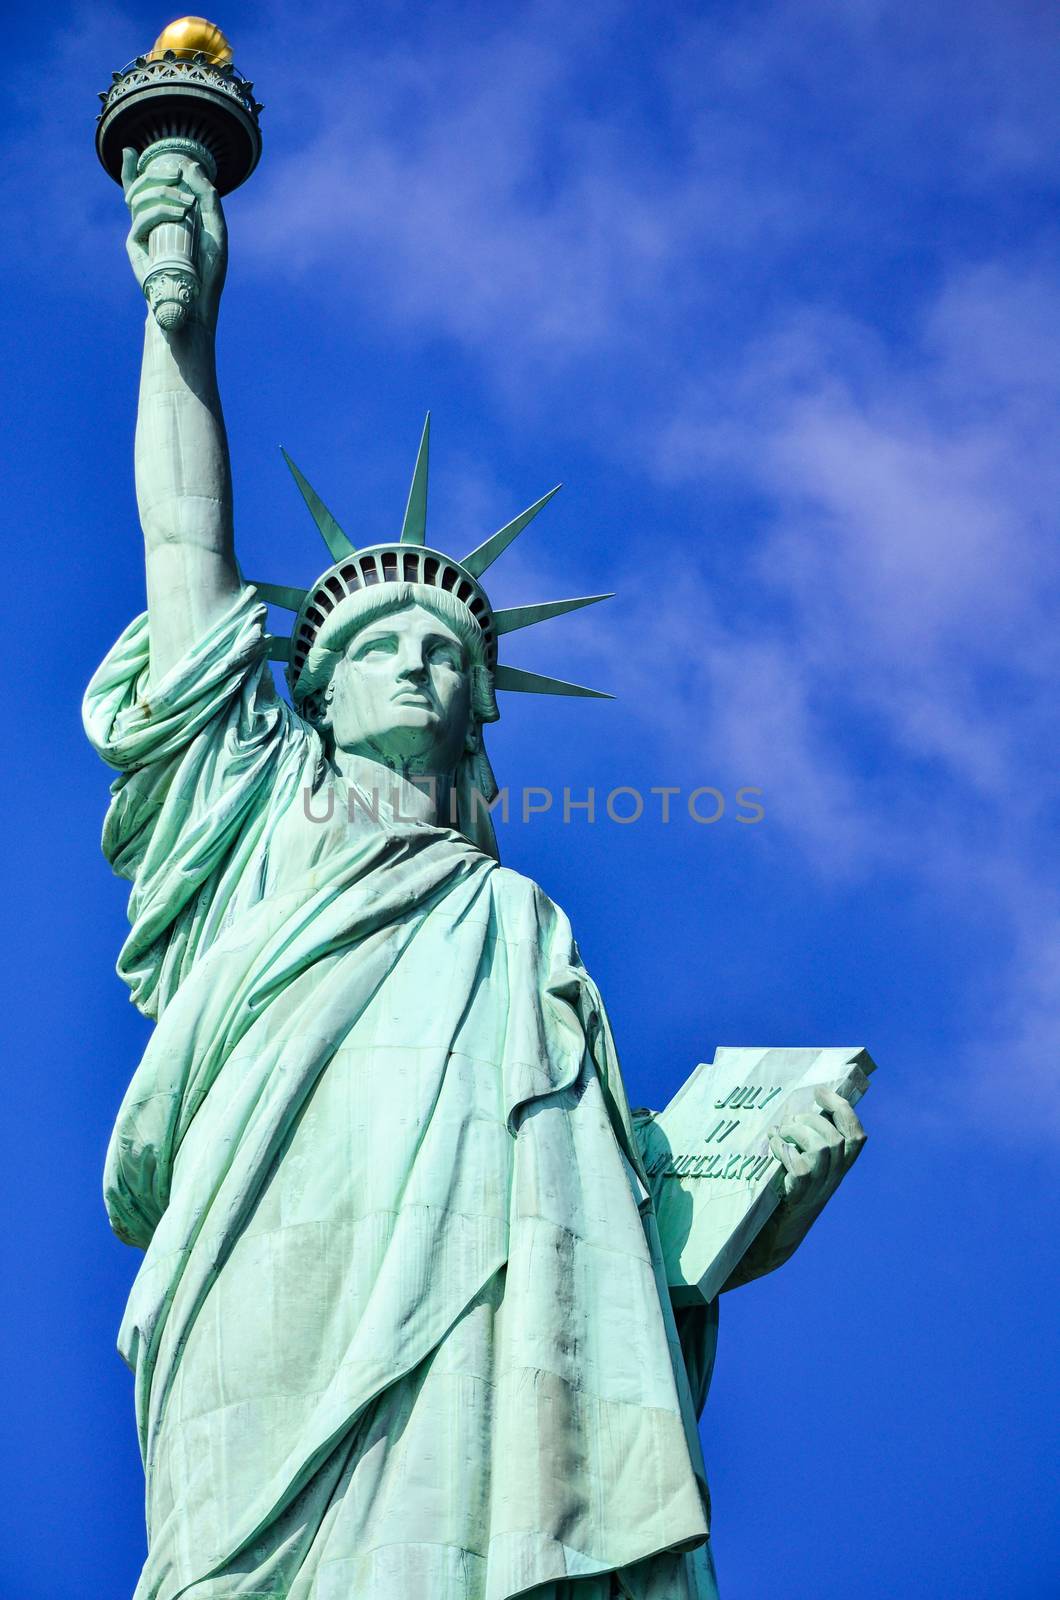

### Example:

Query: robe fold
xmin=84 ymin=589 xmax=720 ymax=1600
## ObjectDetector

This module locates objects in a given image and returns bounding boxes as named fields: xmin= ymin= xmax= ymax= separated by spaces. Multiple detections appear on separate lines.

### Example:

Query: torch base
xmin=96 ymin=53 xmax=261 ymax=197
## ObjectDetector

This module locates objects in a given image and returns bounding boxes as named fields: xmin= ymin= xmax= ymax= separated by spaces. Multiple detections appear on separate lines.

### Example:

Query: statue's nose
xmin=396 ymin=650 xmax=428 ymax=682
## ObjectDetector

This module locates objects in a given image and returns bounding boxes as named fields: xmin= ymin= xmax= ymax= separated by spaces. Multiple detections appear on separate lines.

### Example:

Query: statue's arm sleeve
xmin=83 ymin=585 xmax=311 ymax=1015
xmin=574 ymin=973 xmax=723 ymax=1424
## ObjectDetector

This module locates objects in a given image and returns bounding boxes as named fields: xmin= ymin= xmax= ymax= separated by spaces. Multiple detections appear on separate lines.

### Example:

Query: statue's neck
xmin=330 ymin=749 xmax=454 ymax=828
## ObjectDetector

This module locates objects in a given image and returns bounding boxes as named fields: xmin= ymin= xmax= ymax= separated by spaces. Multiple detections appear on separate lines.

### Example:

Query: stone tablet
xmin=636 ymin=1047 xmax=876 ymax=1306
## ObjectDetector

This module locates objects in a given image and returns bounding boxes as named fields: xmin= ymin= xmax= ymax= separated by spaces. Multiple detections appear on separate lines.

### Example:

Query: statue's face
xmin=324 ymin=603 xmax=473 ymax=773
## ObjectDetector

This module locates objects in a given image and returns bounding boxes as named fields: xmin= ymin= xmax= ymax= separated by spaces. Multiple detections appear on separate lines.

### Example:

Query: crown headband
xmin=253 ymin=415 xmax=613 ymax=705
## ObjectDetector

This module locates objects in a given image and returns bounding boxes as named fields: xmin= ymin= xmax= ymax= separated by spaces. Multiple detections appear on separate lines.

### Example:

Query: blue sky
xmin=2 ymin=1 xmax=1058 ymax=1595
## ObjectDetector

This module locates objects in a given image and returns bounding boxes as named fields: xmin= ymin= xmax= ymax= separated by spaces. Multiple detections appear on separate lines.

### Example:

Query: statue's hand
xmin=723 ymin=1094 xmax=871 ymax=1292
xmin=121 ymin=146 xmax=228 ymax=329
xmin=767 ymin=1086 xmax=866 ymax=1232
xmin=723 ymin=1088 xmax=867 ymax=1290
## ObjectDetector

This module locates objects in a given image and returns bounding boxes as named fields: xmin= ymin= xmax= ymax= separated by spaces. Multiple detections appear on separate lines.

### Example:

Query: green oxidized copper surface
xmin=85 ymin=24 xmax=872 ymax=1600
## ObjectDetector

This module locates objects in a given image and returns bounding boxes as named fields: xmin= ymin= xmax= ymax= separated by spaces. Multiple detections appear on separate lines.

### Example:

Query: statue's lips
xmin=390 ymin=690 xmax=435 ymax=711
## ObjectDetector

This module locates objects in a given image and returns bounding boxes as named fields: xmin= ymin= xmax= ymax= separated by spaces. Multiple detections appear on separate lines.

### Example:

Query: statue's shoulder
xmin=487 ymin=863 xmax=575 ymax=943
xmin=489 ymin=861 xmax=557 ymax=906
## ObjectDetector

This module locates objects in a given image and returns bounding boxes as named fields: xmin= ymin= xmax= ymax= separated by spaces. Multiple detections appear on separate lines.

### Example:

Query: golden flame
xmin=147 ymin=17 xmax=234 ymax=65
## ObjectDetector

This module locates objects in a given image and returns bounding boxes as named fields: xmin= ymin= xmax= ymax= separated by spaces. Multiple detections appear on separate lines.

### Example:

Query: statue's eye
xmin=354 ymin=636 xmax=397 ymax=660
xmin=428 ymin=641 xmax=463 ymax=669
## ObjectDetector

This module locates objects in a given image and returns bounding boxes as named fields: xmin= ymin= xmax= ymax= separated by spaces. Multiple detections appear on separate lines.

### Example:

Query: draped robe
xmin=84 ymin=590 xmax=720 ymax=1600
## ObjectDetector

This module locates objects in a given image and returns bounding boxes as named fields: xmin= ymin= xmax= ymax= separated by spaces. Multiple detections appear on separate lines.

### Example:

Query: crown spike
xmin=266 ymin=636 xmax=292 ymax=663
xmin=494 ymin=665 xmax=612 ymax=699
xmin=493 ymin=592 xmax=613 ymax=636
xmin=461 ymin=485 xmax=562 ymax=578
xmin=400 ymin=413 xmax=431 ymax=545
xmin=281 ymin=448 xmax=355 ymax=561
xmin=251 ymin=580 xmax=309 ymax=611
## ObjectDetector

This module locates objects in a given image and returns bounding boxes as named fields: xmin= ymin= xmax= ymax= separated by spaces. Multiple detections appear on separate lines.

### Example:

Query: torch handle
xmin=137 ymin=138 xmax=216 ymax=333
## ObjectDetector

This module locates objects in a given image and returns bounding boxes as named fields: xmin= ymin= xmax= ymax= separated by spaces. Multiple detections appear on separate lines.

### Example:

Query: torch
xmin=96 ymin=17 xmax=263 ymax=331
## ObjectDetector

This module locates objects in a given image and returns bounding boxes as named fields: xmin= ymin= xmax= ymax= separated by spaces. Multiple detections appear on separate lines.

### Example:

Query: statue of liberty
xmin=84 ymin=22 xmax=868 ymax=1600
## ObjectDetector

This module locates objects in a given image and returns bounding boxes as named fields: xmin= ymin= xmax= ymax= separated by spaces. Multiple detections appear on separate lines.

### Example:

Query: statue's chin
xmin=334 ymin=706 xmax=467 ymax=773
xmin=335 ymin=730 xmax=457 ymax=775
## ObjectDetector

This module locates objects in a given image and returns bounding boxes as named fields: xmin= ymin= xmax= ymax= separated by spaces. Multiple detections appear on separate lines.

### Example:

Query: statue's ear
xmin=300 ymin=683 xmax=332 ymax=731
xmin=470 ymin=663 xmax=499 ymax=725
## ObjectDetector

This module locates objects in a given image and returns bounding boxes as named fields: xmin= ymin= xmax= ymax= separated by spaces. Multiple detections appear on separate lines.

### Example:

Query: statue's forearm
xmin=136 ymin=314 xmax=242 ymax=681
xmin=721 ymin=1209 xmax=803 ymax=1291
xmin=722 ymin=1188 xmax=832 ymax=1292
xmin=136 ymin=313 xmax=232 ymax=550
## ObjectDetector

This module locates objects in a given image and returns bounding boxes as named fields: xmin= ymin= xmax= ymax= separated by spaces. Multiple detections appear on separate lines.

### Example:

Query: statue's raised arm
xmin=122 ymin=146 xmax=241 ymax=681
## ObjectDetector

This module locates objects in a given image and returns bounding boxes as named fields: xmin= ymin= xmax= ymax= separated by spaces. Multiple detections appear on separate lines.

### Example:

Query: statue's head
xmin=254 ymin=417 xmax=614 ymax=854
xmin=297 ymin=584 xmax=498 ymax=777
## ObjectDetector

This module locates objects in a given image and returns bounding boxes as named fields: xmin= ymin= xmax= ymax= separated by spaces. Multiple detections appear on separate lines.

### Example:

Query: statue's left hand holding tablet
xmin=732 ymin=1087 xmax=868 ymax=1286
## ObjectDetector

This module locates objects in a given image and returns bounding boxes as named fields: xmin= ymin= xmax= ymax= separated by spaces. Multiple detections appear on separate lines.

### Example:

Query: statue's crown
xmin=255 ymin=416 xmax=613 ymax=705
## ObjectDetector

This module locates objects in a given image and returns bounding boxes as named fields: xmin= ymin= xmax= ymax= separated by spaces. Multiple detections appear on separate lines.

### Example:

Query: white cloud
xmin=239 ymin=14 xmax=706 ymax=369
xmin=645 ymin=258 xmax=1060 ymax=1130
